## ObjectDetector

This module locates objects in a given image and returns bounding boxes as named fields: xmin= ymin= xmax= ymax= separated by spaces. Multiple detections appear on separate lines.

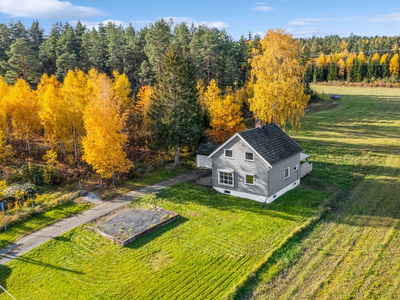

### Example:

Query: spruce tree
xmin=28 ymin=20 xmax=44 ymax=52
xmin=144 ymin=19 xmax=173 ymax=78
xmin=1 ymin=38 xmax=42 ymax=85
xmin=150 ymin=43 xmax=204 ymax=166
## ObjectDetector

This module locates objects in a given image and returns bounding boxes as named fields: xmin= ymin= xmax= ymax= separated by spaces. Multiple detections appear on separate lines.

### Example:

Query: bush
xmin=19 ymin=163 xmax=63 ymax=186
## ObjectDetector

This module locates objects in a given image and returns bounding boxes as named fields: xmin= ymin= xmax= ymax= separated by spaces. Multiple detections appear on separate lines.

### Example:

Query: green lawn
xmin=0 ymin=183 xmax=330 ymax=299
xmin=2 ymin=86 xmax=399 ymax=299
xmin=241 ymin=85 xmax=400 ymax=299
xmin=0 ymin=202 xmax=90 ymax=250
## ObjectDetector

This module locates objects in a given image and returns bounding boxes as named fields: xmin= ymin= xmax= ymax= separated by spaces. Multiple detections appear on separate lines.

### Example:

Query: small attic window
xmin=224 ymin=149 xmax=233 ymax=159
xmin=244 ymin=152 xmax=254 ymax=161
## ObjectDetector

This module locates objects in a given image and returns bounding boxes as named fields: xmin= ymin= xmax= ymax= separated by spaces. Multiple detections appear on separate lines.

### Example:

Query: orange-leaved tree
xmin=207 ymin=95 xmax=245 ymax=143
xmin=0 ymin=76 xmax=10 ymax=135
xmin=61 ymin=69 xmax=91 ymax=165
xmin=390 ymin=54 xmax=399 ymax=77
xmin=134 ymin=85 xmax=152 ymax=133
xmin=7 ymin=79 xmax=41 ymax=155
xmin=249 ymin=29 xmax=310 ymax=129
xmin=82 ymin=71 xmax=133 ymax=185
xmin=37 ymin=74 xmax=70 ymax=155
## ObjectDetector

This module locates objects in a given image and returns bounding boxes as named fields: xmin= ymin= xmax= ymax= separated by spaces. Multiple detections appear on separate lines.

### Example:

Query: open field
xmin=238 ymin=85 xmax=400 ymax=299
xmin=0 ymin=183 xmax=330 ymax=299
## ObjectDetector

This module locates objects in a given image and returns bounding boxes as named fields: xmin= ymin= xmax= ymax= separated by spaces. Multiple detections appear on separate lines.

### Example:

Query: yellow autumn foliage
xmin=6 ymin=79 xmax=41 ymax=153
xmin=207 ymin=95 xmax=245 ymax=143
xmin=249 ymin=29 xmax=310 ymax=129
xmin=389 ymin=54 xmax=399 ymax=76
xmin=82 ymin=71 xmax=132 ymax=181
xmin=135 ymin=85 xmax=152 ymax=132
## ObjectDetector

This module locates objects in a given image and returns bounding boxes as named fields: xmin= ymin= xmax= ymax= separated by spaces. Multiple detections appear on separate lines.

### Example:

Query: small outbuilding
xmin=194 ymin=143 xmax=220 ymax=168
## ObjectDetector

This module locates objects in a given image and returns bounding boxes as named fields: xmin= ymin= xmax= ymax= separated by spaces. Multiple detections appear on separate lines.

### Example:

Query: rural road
xmin=0 ymin=168 xmax=210 ymax=265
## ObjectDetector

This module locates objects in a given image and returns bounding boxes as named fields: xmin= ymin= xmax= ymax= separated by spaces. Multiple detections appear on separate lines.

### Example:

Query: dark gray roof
xmin=195 ymin=143 xmax=220 ymax=156
xmin=238 ymin=123 xmax=304 ymax=166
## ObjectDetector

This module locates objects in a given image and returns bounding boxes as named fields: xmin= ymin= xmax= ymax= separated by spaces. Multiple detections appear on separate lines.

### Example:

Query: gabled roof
xmin=238 ymin=123 xmax=304 ymax=166
xmin=194 ymin=143 xmax=220 ymax=156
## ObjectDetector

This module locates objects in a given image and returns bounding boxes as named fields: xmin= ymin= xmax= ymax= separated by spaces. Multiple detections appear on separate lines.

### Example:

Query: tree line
xmin=0 ymin=19 xmax=260 ymax=91
xmin=0 ymin=23 xmax=309 ymax=185
xmin=300 ymin=35 xmax=400 ymax=83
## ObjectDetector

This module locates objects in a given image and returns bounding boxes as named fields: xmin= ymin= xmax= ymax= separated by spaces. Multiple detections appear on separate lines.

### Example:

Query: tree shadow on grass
xmin=7 ymin=255 xmax=84 ymax=275
xmin=0 ymin=265 xmax=11 ymax=296
xmin=125 ymin=216 xmax=189 ymax=250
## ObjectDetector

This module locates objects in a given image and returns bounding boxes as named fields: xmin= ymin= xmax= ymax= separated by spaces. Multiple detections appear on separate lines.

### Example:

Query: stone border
xmin=88 ymin=207 xmax=179 ymax=247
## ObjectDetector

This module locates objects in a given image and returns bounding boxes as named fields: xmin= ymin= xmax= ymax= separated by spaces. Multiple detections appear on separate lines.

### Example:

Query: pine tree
xmin=327 ymin=62 xmax=338 ymax=81
xmin=28 ymin=20 xmax=44 ymax=52
xmin=380 ymin=54 xmax=390 ymax=78
xmin=39 ymin=22 xmax=62 ymax=75
xmin=106 ymin=22 xmax=124 ymax=74
xmin=150 ymin=43 xmax=203 ymax=166
xmin=55 ymin=24 xmax=81 ymax=80
xmin=1 ymin=38 xmax=42 ymax=85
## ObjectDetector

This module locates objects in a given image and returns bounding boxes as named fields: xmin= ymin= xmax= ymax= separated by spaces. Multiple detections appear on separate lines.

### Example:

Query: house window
xmin=284 ymin=167 xmax=290 ymax=179
xmin=244 ymin=152 xmax=254 ymax=161
xmin=224 ymin=149 xmax=233 ymax=159
xmin=293 ymin=165 xmax=298 ymax=172
xmin=245 ymin=174 xmax=255 ymax=185
xmin=219 ymin=171 xmax=234 ymax=186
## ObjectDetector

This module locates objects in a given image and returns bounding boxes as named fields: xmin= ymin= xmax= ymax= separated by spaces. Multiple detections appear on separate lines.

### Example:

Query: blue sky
xmin=0 ymin=0 xmax=399 ymax=39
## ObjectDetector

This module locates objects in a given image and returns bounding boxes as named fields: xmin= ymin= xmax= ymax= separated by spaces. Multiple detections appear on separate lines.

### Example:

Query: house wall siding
xmin=268 ymin=153 xmax=301 ymax=196
xmin=211 ymin=136 xmax=270 ymax=197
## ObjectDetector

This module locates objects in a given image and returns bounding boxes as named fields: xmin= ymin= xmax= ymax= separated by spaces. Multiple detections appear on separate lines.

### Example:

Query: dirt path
xmin=0 ymin=168 xmax=210 ymax=265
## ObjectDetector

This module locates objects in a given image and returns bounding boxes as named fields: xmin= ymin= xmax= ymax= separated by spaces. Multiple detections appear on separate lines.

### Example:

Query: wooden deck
xmin=301 ymin=162 xmax=313 ymax=178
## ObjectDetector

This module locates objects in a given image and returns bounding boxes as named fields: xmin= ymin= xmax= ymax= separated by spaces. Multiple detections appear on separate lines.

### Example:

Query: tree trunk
xmin=112 ymin=170 xmax=116 ymax=185
xmin=99 ymin=175 xmax=103 ymax=186
xmin=27 ymin=139 xmax=31 ymax=156
xmin=174 ymin=144 xmax=181 ymax=167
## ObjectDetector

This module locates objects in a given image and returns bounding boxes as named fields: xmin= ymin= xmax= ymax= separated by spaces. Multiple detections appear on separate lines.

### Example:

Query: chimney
xmin=255 ymin=118 xmax=263 ymax=129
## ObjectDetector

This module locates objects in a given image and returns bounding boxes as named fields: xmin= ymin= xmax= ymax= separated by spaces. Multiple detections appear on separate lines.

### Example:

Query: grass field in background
xmin=0 ymin=183 xmax=330 ymax=299
xmin=242 ymin=85 xmax=400 ymax=299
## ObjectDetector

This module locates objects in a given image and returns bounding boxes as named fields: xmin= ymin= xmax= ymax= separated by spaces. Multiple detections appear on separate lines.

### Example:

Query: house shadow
xmin=0 ymin=265 xmax=12 ymax=296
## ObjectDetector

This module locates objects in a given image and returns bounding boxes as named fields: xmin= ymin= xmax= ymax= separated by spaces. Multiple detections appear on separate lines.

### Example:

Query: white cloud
xmin=76 ymin=20 xmax=130 ymax=30
xmin=254 ymin=31 xmax=265 ymax=37
xmin=295 ymin=18 xmax=330 ymax=22
xmin=0 ymin=0 xmax=103 ymax=19
xmin=288 ymin=18 xmax=330 ymax=27
xmin=288 ymin=21 xmax=312 ymax=26
xmin=369 ymin=12 xmax=400 ymax=23
xmin=253 ymin=6 xmax=276 ymax=12
xmin=287 ymin=27 xmax=330 ymax=38
xmin=154 ymin=17 xmax=230 ymax=29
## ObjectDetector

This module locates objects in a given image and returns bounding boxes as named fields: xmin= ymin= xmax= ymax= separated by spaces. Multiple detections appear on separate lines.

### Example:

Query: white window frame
xmin=293 ymin=165 xmax=298 ymax=172
xmin=224 ymin=149 xmax=234 ymax=159
xmin=284 ymin=167 xmax=290 ymax=179
xmin=244 ymin=152 xmax=254 ymax=162
xmin=244 ymin=174 xmax=255 ymax=185
xmin=218 ymin=170 xmax=234 ymax=187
